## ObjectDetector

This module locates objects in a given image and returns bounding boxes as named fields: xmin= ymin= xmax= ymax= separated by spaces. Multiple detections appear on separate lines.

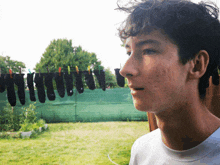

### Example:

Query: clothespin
xmin=59 ymin=67 xmax=61 ymax=76
xmin=39 ymin=69 xmax=41 ymax=77
xmin=76 ymin=66 xmax=79 ymax=74
xmin=9 ymin=69 xmax=13 ymax=78
xmin=68 ymin=66 xmax=70 ymax=75
xmin=88 ymin=66 xmax=90 ymax=75
xmin=19 ymin=67 xmax=21 ymax=75
xmin=28 ymin=69 xmax=31 ymax=74
xmin=0 ymin=68 xmax=1 ymax=77
xmin=99 ymin=65 xmax=100 ymax=75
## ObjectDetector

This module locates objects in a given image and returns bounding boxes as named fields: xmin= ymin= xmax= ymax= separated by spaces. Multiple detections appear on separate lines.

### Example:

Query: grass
xmin=0 ymin=121 xmax=149 ymax=165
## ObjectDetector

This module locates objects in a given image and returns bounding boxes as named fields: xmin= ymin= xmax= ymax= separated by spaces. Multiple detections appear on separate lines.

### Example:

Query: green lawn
xmin=0 ymin=121 xmax=149 ymax=165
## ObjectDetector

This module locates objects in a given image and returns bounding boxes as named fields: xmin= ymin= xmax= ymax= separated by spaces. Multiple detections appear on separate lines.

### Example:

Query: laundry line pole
xmin=74 ymin=87 xmax=77 ymax=122
xmin=73 ymin=47 xmax=78 ymax=122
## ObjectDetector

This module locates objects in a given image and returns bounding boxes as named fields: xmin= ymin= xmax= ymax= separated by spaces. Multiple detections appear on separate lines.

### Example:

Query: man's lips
xmin=129 ymin=85 xmax=144 ymax=90
xmin=129 ymin=86 xmax=145 ymax=91
xmin=130 ymin=88 xmax=145 ymax=95
xmin=133 ymin=88 xmax=144 ymax=90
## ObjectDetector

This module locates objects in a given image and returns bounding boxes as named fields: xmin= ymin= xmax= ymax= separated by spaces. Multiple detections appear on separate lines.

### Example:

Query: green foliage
xmin=0 ymin=55 xmax=26 ymax=91
xmin=0 ymin=102 xmax=47 ymax=134
xmin=0 ymin=102 xmax=47 ymax=139
xmin=0 ymin=132 xmax=20 ymax=139
xmin=34 ymin=39 xmax=108 ymax=89
xmin=36 ymin=119 xmax=46 ymax=128
xmin=0 ymin=56 xmax=26 ymax=74
xmin=19 ymin=103 xmax=45 ymax=132
xmin=19 ymin=120 xmax=45 ymax=133
xmin=19 ymin=119 xmax=47 ymax=136
xmin=31 ymin=123 xmax=40 ymax=132
xmin=34 ymin=39 xmax=102 ymax=73
xmin=0 ymin=103 xmax=22 ymax=132
xmin=104 ymin=68 xmax=118 ymax=88
xmin=20 ymin=103 xmax=37 ymax=124
xmin=124 ymin=78 xmax=129 ymax=88
xmin=19 ymin=122 xmax=33 ymax=132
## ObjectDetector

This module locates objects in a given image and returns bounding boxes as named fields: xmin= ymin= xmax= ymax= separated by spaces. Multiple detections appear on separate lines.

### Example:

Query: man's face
xmin=120 ymin=30 xmax=190 ymax=114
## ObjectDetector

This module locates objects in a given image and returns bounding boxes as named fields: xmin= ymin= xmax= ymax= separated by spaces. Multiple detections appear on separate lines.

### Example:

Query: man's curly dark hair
xmin=117 ymin=0 xmax=220 ymax=100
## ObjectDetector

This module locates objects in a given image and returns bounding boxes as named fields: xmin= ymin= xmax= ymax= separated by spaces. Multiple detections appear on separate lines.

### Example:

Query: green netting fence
xmin=0 ymin=88 xmax=148 ymax=123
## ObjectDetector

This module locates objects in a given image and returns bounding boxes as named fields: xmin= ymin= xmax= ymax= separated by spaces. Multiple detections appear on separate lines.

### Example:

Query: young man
xmin=118 ymin=0 xmax=220 ymax=164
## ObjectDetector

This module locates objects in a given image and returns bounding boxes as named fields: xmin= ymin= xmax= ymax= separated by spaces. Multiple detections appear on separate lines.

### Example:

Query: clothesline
xmin=0 ymin=70 xmax=106 ymax=107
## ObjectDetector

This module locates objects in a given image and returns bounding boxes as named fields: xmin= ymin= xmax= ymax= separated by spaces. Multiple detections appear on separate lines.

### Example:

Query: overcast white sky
xmin=0 ymin=0 xmax=218 ymax=75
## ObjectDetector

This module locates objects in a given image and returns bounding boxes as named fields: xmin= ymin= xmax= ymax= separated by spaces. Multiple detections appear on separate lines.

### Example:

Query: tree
xmin=34 ymin=39 xmax=107 ymax=89
xmin=104 ymin=68 xmax=118 ymax=88
xmin=0 ymin=56 xmax=26 ymax=74
xmin=34 ymin=39 xmax=102 ymax=73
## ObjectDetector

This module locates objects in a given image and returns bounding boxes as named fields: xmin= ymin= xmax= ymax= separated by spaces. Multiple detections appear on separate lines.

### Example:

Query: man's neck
xmin=155 ymin=101 xmax=220 ymax=151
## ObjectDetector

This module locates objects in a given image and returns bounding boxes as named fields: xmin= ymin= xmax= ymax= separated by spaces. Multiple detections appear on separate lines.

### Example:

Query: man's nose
xmin=119 ymin=54 xmax=139 ymax=78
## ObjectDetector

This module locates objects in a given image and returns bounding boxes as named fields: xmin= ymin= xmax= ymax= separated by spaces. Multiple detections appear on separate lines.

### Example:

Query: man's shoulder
xmin=132 ymin=128 xmax=161 ymax=150
xmin=129 ymin=128 xmax=162 ymax=164
xmin=137 ymin=128 xmax=160 ymax=140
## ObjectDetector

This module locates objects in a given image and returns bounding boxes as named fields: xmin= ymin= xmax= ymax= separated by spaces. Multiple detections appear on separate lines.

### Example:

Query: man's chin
xmin=133 ymin=103 xmax=160 ymax=113
xmin=133 ymin=103 xmax=150 ymax=112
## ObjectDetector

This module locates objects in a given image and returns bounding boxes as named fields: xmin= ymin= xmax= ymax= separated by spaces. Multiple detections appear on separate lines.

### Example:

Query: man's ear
xmin=188 ymin=50 xmax=209 ymax=79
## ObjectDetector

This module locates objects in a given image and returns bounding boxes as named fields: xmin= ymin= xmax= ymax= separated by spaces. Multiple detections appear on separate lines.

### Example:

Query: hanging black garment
xmin=114 ymin=68 xmax=125 ymax=87
xmin=27 ymin=73 xmax=36 ymax=101
xmin=14 ymin=74 xmax=25 ymax=105
xmin=44 ymin=73 xmax=56 ymax=101
xmin=34 ymin=73 xmax=46 ymax=103
xmin=64 ymin=72 xmax=74 ymax=96
xmin=83 ymin=71 xmax=96 ymax=90
xmin=94 ymin=70 xmax=106 ymax=91
xmin=0 ymin=74 xmax=5 ymax=93
xmin=212 ymin=67 xmax=219 ymax=86
xmin=55 ymin=72 xmax=65 ymax=98
xmin=73 ymin=71 xmax=84 ymax=94
xmin=5 ymin=74 xmax=16 ymax=106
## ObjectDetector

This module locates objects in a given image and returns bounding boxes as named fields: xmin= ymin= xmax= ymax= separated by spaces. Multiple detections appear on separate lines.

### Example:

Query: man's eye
xmin=127 ymin=52 xmax=131 ymax=56
xmin=143 ymin=49 xmax=156 ymax=55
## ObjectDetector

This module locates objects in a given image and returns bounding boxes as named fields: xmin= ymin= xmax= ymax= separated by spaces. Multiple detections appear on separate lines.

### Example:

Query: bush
xmin=32 ymin=123 xmax=40 ymax=132
xmin=0 ymin=103 xmax=22 ymax=132
xmin=36 ymin=119 xmax=46 ymax=128
xmin=19 ymin=119 xmax=46 ymax=133
xmin=0 ymin=102 xmax=48 ymax=139
xmin=19 ymin=121 xmax=33 ymax=132
xmin=20 ymin=103 xmax=37 ymax=124
xmin=0 ymin=103 xmax=39 ymax=132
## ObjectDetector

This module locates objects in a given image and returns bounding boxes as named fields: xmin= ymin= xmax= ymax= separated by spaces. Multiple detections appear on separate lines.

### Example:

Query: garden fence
xmin=0 ymin=88 xmax=148 ymax=123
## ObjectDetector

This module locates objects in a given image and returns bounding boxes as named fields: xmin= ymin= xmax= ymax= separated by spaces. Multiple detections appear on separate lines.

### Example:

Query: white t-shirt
xmin=129 ymin=127 xmax=220 ymax=165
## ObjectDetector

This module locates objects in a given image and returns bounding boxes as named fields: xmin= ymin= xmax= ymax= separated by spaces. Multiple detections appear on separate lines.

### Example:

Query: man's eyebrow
xmin=125 ymin=39 xmax=161 ymax=48
xmin=136 ymin=39 xmax=161 ymax=47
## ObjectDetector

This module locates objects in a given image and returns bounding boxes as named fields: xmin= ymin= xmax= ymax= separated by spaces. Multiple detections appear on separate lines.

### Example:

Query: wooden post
xmin=147 ymin=112 xmax=158 ymax=132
